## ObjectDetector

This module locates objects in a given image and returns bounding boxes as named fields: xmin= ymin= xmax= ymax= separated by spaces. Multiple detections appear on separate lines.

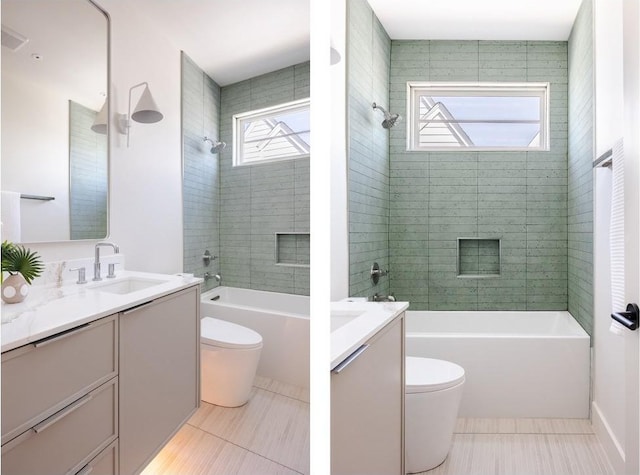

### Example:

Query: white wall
xmin=592 ymin=168 xmax=626 ymax=473
xmin=27 ymin=0 xmax=184 ymax=274
xmin=592 ymin=0 xmax=625 ymax=470
xmin=330 ymin=0 xmax=349 ymax=300
xmin=594 ymin=0 xmax=624 ymax=158
xmin=592 ymin=0 xmax=640 ymax=473
xmin=622 ymin=0 xmax=640 ymax=472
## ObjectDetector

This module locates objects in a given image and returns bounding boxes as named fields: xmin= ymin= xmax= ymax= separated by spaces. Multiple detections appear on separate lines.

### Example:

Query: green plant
xmin=1 ymin=241 xmax=44 ymax=284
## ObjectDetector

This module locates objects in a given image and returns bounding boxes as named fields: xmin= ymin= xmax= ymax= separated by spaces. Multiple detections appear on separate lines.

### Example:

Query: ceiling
xmin=133 ymin=0 xmax=581 ymax=86
xmin=128 ymin=0 xmax=310 ymax=87
xmin=367 ymin=0 xmax=583 ymax=41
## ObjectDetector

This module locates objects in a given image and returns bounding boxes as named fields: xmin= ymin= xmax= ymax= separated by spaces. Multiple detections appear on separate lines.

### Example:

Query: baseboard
xmin=592 ymin=401 xmax=625 ymax=474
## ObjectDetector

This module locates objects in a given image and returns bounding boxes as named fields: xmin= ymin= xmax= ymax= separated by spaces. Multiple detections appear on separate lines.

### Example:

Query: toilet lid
xmin=406 ymin=357 xmax=465 ymax=393
xmin=201 ymin=317 xmax=263 ymax=349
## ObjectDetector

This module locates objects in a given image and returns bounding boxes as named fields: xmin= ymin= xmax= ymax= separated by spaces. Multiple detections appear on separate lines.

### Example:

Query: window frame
xmin=406 ymin=82 xmax=550 ymax=152
xmin=232 ymin=98 xmax=310 ymax=167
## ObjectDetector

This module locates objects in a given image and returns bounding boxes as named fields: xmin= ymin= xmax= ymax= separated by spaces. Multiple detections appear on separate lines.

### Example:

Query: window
xmin=233 ymin=98 xmax=310 ymax=166
xmin=407 ymin=82 xmax=549 ymax=151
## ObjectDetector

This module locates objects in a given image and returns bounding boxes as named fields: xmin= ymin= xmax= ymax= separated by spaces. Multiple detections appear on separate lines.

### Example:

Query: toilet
xmin=200 ymin=317 xmax=263 ymax=407
xmin=405 ymin=356 xmax=465 ymax=474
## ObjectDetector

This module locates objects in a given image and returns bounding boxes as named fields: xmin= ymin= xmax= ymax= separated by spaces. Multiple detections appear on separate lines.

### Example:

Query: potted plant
xmin=1 ymin=241 xmax=44 ymax=304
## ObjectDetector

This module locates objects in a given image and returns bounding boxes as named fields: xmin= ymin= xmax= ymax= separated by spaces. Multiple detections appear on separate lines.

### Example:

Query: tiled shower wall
xmin=347 ymin=0 xmax=392 ymax=298
xmin=69 ymin=101 xmax=108 ymax=240
xmin=182 ymin=53 xmax=221 ymax=292
xmin=567 ymin=0 xmax=594 ymax=334
xmin=218 ymin=63 xmax=310 ymax=295
xmin=388 ymin=40 xmax=569 ymax=311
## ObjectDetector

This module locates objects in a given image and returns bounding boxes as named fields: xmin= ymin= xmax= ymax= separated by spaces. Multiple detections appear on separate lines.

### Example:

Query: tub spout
xmin=204 ymin=273 xmax=221 ymax=284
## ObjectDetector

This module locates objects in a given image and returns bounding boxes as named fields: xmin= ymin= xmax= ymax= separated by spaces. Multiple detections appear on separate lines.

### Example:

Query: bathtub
xmin=200 ymin=286 xmax=310 ymax=389
xmin=405 ymin=311 xmax=590 ymax=419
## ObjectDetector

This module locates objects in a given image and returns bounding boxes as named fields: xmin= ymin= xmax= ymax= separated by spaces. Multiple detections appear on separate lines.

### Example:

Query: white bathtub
xmin=405 ymin=311 xmax=590 ymax=418
xmin=201 ymin=286 xmax=310 ymax=389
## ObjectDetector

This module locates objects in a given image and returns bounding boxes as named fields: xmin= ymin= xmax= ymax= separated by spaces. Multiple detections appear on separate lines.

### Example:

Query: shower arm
xmin=372 ymin=102 xmax=390 ymax=118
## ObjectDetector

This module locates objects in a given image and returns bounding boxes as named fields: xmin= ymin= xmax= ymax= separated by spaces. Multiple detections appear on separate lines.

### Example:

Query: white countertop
xmin=330 ymin=300 xmax=408 ymax=370
xmin=1 ymin=271 xmax=202 ymax=353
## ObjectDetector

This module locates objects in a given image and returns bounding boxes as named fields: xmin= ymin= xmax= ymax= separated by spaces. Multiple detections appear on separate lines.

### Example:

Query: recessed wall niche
xmin=276 ymin=233 xmax=310 ymax=267
xmin=457 ymin=238 xmax=501 ymax=278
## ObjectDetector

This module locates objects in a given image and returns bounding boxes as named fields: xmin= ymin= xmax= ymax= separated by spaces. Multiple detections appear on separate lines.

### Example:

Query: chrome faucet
xmin=203 ymin=272 xmax=222 ymax=284
xmin=93 ymin=242 xmax=119 ymax=281
xmin=370 ymin=293 xmax=396 ymax=302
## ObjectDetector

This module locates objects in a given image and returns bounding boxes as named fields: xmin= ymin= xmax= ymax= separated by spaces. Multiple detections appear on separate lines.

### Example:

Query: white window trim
xmin=406 ymin=81 xmax=550 ymax=152
xmin=232 ymin=98 xmax=310 ymax=167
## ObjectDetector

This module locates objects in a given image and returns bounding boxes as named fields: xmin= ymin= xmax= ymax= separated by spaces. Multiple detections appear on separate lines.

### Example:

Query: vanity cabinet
xmin=119 ymin=286 xmax=200 ymax=475
xmin=331 ymin=313 xmax=405 ymax=475
xmin=1 ymin=314 xmax=118 ymax=475
xmin=1 ymin=283 xmax=200 ymax=475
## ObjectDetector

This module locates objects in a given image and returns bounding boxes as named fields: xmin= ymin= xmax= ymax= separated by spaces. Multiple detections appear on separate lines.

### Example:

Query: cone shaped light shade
xmin=131 ymin=85 xmax=163 ymax=123
xmin=91 ymin=99 xmax=108 ymax=134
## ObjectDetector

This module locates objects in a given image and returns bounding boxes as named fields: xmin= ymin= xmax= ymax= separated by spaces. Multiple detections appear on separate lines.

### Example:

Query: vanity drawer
xmin=75 ymin=439 xmax=118 ymax=475
xmin=1 ymin=314 xmax=118 ymax=444
xmin=1 ymin=378 xmax=118 ymax=475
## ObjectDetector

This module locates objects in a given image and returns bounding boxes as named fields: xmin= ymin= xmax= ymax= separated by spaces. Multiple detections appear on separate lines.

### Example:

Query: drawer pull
xmin=33 ymin=393 xmax=93 ymax=434
xmin=33 ymin=323 xmax=91 ymax=348
xmin=332 ymin=344 xmax=370 ymax=374
xmin=75 ymin=465 xmax=94 ymax=475
xmin=1 ymin=428 xmax=34 ymax=454
xmin=122 ymin=299 xmax=155 ymax=315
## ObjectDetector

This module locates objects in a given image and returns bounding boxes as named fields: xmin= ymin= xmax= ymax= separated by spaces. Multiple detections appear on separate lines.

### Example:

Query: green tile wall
xmin=388 ymin=40 xmax=569 ymax=311
xmin=182 ymin=53 xmax=221 ymax=292
xmin=568 ymin=0 xmax=594 ymax=334
xmin=219 ymin=63 xmax=310 ymax=295
xmin=347 ymin=0 xmax=392 ymax=298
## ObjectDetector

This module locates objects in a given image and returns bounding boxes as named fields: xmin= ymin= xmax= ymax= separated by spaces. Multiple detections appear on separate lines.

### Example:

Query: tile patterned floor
xmin=142 ymin=377 xmax=309 ymax=475
xmin=144 ymin=397 xmax=613 ymax=475
xmin=418 ymin=418 xmax=615 ymax=475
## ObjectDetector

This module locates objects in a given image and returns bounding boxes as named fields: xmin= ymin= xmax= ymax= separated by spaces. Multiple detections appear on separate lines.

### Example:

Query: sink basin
xmin=331 ymin=310 xmax=364 ymax=332
xmin=89 ymin=277 xmax=168 ymax=295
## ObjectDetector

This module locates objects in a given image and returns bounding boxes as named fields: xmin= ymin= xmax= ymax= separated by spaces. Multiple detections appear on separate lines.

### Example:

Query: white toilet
xmin=405 ymin=356 xmax=465 ymax=474
xmin=200 ymin=317 xmax=263 ymax=407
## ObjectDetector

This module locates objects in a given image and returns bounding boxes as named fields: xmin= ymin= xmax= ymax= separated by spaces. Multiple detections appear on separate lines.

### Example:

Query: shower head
xmin=204 ymin=137 xmax=226 ymax=154
xmin=372 ymin=102 xmax=401 ymax=129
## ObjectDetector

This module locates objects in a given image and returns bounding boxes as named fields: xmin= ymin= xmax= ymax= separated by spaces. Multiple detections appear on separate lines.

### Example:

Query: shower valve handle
xmin=370 ymin=262 xmax=389 ymax=285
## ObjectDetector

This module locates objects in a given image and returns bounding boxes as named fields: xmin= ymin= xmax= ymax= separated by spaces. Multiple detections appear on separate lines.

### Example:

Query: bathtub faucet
xmin=370 ymin=293 xmax=396 ymax=302
xmin=204 ymin=272 xmax=222 ymax=284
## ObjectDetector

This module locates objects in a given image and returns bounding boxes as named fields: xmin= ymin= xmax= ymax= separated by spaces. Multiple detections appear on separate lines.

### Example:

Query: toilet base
xmin=405 ymin=380 xmax=464 ymax=474
xmin=201 ymin=344 xmax=262 ymax=407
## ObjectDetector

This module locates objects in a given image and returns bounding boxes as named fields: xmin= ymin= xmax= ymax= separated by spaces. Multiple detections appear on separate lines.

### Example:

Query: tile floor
xmin=144 ymin=388 xmax=613 ymax=475
xmin=420 ymin=418 xmax=615 ymax=475
xmin=142 ymin=376 xmax=310 ymax=475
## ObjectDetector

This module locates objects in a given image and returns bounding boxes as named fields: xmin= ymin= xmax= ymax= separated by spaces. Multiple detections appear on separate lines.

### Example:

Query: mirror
xmin=1 ymin=0 xmax=109 ymax=243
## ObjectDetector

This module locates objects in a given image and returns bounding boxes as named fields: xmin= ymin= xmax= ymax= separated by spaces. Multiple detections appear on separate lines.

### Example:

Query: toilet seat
xmin=406 ymin=357 xmax=465 ymax=394
xmin=201 ymin=317 xmax=262 ymax=350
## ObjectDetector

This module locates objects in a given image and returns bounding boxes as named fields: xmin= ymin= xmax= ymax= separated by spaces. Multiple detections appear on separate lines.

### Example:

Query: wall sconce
xmin=91 ymin=99 xmax=108 ymax=134
xmin=120 ymin=82 xmax=163 ymax=147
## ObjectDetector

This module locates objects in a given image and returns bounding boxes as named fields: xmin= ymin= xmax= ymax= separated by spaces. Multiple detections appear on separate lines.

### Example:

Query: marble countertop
xmin=1 ymin=270 xmax=202 ymax=353
xmin=330 ymin=300 xmax=408 ymax=370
